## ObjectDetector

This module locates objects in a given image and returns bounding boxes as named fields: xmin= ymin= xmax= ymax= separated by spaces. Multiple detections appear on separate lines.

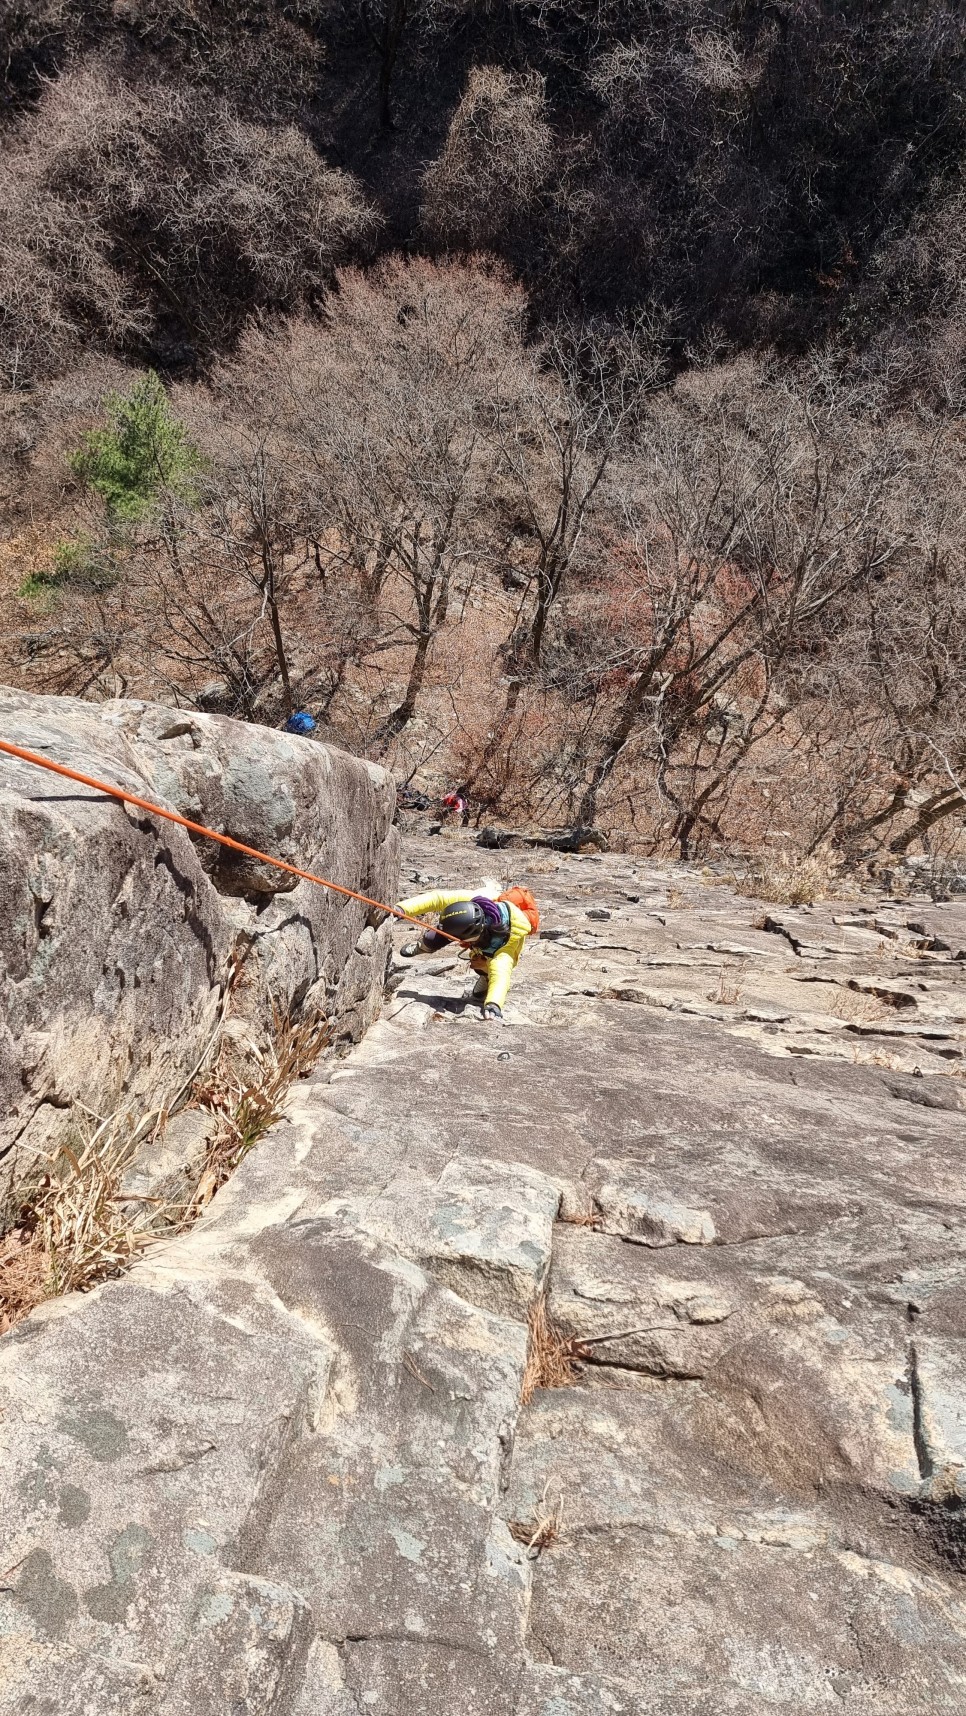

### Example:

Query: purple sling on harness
xmin=473 ymin=895 xmax=511 ymax=956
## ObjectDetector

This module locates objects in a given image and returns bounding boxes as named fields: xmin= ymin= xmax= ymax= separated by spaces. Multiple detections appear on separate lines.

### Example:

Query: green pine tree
xmin=70 ymin=371 xmax=202 ymax=523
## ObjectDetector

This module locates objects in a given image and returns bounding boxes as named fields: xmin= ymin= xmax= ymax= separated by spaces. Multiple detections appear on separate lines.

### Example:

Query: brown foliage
xmin=217 ymin=258 xmax=531 ymax=740
xmin=0 ymin=59 xmax=377 ymax=384
xmin=421 ymin=65 xmax=553 ymax=253
xmin=4 ymin=0 xmax=966 ymax=384
xmin=863 ymin=175 xmax=966 ymax=412
xmin=6 ymin=269 xmax=966 ymax=877
xmin=0 ymin=1008 xmax=328 ymax=1333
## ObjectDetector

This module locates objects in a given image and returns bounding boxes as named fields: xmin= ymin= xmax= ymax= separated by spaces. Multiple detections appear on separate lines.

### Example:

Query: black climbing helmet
xmin=439 ymin=900 xmax=486 ymax=943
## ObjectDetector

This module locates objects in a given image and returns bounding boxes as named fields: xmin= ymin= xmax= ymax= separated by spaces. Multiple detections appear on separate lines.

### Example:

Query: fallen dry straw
xmin=184 ymin=1009 xmax=328 ymax=1219
xmin=522 ymin=1295 xmax=585 ymax=1403
xmin=0 ymin=1006 xmax=330 ymax=1335
xmin=0 ymin=1119 xmax=153 ymax=1333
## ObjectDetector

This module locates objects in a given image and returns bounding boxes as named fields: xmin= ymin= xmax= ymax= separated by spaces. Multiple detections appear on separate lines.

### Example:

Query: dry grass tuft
xmin=875 ymin=936 xmax=931 ymax=963
xmin=180 ymin=1008 xmax=328 ymax=1220
xmin=733 ymin=848 xmax=845 ymax=906
xmin=522 ymin=1295 xmax=585 ymax=1403
xmin=829 ymin=987 xmax=890 ymax=1024
xmin=1 ymin=1006 xmax=329 ymax=1335
xmin=35 ymin=1126 xmax=154 ymax=1295
xmin=707 ymin=967 xmax=745 ymax=1006
xmin=0 ymin=1226 xmax=49 ymax=1335
xmin=0 ymin=1116 xmax=155 ymax=1333
xmin=508 ymin=1481 xmax=565 ymax=1557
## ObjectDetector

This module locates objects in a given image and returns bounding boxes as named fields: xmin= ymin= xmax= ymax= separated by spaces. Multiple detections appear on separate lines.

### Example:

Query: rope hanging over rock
xmin=0 ymin=737 xmax=463 ymax=943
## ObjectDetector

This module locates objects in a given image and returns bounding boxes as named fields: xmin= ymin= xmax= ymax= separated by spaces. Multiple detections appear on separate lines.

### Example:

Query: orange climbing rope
xmin=0 ymin=736 xmax=462 ymax=942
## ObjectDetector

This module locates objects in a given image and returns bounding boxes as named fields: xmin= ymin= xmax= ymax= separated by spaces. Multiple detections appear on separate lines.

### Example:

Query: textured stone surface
xmin=0 ymin=687 xmax=396 ymax=1216
xmin=529 ymin=1529 xmax=966 ymax=1713
xmin=157 ymin=1571 xmax=311 ymax=1716
xmin=0 ymin=1637 xmax=159 ymax=1714
xmin=318 ymin=1154 xmax=561 ymax=1317
xmin=3 ymin=829 xmax=966 ymax=1712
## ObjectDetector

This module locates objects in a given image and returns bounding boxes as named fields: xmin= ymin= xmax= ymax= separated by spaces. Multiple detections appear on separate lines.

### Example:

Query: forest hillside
xmin=3 ymin=0 xmax=966 ymax=871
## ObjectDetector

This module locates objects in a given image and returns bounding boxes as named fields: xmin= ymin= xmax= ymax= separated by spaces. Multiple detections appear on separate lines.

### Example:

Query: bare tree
xmin=495 ymin=313 xmax=663 ymax=673
xmin=0 ymin=59 xmax=377 ymax=385
xmin=566 ymin=358 xmax=907 ymax=850
xmin=241 ymin=258 xmax=529 ymax=744
xmin=836 ymin=420 xmax=966 ymax=854
xmin=422 ymin=64 xmax=553 ymax=250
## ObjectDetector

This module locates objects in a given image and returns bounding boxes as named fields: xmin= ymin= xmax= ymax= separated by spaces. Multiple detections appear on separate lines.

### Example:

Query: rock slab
xmin=3 ymin=830 xmax=966 ymax=1712
xmin=0 ymin=687 xmax=397 ymax=1218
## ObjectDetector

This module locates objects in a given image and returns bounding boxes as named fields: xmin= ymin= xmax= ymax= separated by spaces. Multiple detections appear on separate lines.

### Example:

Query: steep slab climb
xmin=2 ymin=833 xmax=966 ymax=1712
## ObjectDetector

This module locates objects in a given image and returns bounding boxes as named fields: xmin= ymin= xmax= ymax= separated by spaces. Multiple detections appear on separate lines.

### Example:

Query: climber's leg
xmin=400 ymin=928 xmax=447 ymax=958
xmin=462 ymin=954 xmax=489 ymax=1001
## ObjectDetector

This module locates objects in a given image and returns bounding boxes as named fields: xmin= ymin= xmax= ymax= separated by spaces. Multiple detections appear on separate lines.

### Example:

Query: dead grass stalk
xmin=707 ymin=967 xmax=745 ymax=1006
xmin=522 ymin=1295 xmax=585 ymax=1403
xmin=0 ymin=1114 xmax=155 ymax=1333
xmin=508 ymin=1481 xmax=565 ymax=1557
xmin=1 ymin=1006 xmax=329 ymax=1335
xmin=179 ymin=1008 xmax=329 ymax=1221
xmin=733 ymin=849 xmax=845 ymax=906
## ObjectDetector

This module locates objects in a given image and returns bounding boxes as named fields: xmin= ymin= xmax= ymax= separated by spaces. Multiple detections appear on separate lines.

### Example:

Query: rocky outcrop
xmin=0 ymin=688 xmax=397 ymax=1219
xmin=2 ymin=832 xmax=966 ymax=1713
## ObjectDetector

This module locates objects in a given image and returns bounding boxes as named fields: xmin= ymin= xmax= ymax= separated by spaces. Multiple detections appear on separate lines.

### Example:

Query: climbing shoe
xmin=400 ymin=941 xmax=423 ymax=958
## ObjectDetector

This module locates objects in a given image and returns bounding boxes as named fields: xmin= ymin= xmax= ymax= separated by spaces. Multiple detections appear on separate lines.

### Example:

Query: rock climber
xmin=439 ymin=789 xmax=469 ymax=825
xmin=395 ymin=884 xmax=540 ymax=1022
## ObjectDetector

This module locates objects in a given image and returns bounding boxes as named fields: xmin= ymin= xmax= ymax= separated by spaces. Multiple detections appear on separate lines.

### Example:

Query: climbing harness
xmin=0 ymin=737 xmax=464 ymax=943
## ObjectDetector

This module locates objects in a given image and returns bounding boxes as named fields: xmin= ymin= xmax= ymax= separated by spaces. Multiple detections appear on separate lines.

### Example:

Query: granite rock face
xmin=0 ymin=688 xmax=397 ymax=1217
xmin=2 ymin=831 xmax=966 ymax=1712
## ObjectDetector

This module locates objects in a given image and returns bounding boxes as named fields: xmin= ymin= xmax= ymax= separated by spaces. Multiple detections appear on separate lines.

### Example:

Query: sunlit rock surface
xmin=0 ymin=688 xmax=396 ymax=1219
xmin=2 ymin=830 xmax=966 ymax=1713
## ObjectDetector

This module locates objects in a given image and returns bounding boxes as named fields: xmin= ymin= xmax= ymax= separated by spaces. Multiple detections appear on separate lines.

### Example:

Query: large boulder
xmin=0 ymin=689 xmax=398 ymax=1219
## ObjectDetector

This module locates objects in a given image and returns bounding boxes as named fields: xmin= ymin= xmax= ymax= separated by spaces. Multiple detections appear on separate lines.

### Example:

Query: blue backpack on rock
xmin=285 ymin=711 xmax=316 ymax=737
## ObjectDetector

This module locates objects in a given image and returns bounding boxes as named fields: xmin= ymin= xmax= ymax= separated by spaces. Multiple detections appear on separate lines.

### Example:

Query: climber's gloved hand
xmin=483 ymin=1003 xmax=503 ymax=1023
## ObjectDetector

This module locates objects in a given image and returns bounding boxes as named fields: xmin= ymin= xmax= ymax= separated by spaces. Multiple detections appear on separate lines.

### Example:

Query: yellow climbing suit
xmin=396 ymin=888 xmax=533 ymax=1011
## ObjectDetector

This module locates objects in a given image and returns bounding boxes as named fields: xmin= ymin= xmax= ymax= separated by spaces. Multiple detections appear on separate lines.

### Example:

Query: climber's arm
xmin=484 ymin=949 xmax=516 ymax=1011
xmin=396 ymin=888 xmax=476 ymax=918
